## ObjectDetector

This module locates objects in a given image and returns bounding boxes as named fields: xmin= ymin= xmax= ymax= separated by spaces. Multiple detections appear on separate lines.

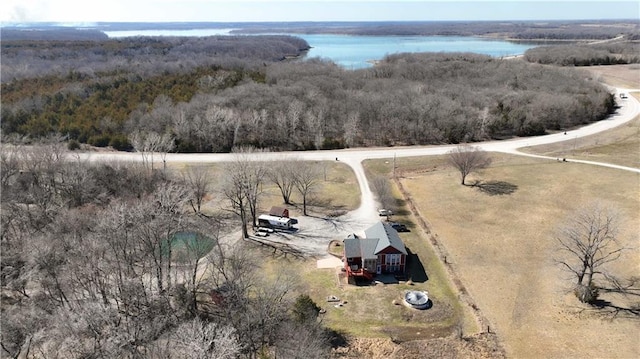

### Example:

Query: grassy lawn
xmin=167 ymin=160 xmax=360 ymax=218
xmin=383 ymin=152 xmax=639 ymax=358
xmin=266 ymin=253 xmax=461 ymax=340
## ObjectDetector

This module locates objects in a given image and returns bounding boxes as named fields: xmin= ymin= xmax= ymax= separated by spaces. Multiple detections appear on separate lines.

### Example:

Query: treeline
xmin=234 ymin=20 xmax=640 ymax=40
xmin=2 ymin=52 xmax=615 ymax=151
xmin=1 ymin=35 xmax=309 ymax=82
xmin=524 ymin=42 xmax=640 ymax=66
xmin=0 ymin=27 xmax=109 ymax=41
xmin=0 ymin=142 xmax=333 ymax=358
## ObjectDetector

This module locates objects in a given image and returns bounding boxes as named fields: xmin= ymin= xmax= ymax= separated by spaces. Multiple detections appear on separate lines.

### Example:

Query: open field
xmin=583 ymin=64 xmax=640 ymax=89
xmin=381 ymin=153 xmax=639 ymax=358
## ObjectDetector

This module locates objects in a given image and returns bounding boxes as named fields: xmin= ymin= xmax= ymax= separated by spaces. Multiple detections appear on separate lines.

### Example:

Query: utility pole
xmin=393 ymin=153 xmax=396 ymax=178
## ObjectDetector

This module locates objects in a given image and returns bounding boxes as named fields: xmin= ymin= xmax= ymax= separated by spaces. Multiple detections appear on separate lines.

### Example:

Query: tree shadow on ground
xmin=470 ymin=180 xmax=518 ymax=196
xmin=591 ymin=278 xmax=640 ymax=319
xmin=391 ymin=198 xmax=411 ymax=216
xmin=589 ymin=299 xmax=640 ymax=319
xmin=327 ymin=328 xmax=349 ymax=349
xmin=407 ymin=248 xmax=428 ymax=283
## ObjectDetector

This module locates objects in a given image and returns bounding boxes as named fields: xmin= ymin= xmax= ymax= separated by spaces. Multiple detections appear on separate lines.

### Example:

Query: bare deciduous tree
xmin=267 ymin=158 xmax=298 ymax=205
xmin=182 ymin=165 xmax=212 ymax=214
xmin=129 ymin=131 xmax=175 ymax=172
xmin=554 ymin=203 xmax=626 ymax=303
xmin=293 ymin=162 xmax=322 ymax=216
xmin=371 ymin=175 xmax=394 ymax=214
xmin=222 ymin=148 xmax=266 ymax=238
xmin=168 ymin=317 xmax=240 ymax=359
xmin=274 ymin=320 xmax=330 ymax=359
xmin=447 ymin=145 xmax=492 ymax=185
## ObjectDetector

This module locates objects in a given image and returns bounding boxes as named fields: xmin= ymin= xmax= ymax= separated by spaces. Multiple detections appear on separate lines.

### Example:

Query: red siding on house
xmin=378 ymin=246 xmax=402 ymax=255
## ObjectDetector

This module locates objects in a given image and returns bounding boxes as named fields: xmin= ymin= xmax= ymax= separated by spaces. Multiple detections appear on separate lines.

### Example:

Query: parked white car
xmin=378 ymin=209 xmax=393 ymax=216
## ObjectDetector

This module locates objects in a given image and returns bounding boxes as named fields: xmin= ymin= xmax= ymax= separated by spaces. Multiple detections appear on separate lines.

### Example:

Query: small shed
xmin=269 ymin=206 xmax=289 ymax=218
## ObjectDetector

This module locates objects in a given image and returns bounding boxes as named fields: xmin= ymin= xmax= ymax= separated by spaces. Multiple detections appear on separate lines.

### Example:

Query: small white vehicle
xmin=257 ymin=227 xmax=275 ymax=233
xmin=619 ymin=93 xmax=628 ymax=99
xmin=378 ymin=209 xmax=393 ymax=216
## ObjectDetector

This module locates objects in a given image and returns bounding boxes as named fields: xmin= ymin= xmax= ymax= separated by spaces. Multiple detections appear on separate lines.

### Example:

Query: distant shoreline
xmin=2 ymin=19 xmax=637 ymax=43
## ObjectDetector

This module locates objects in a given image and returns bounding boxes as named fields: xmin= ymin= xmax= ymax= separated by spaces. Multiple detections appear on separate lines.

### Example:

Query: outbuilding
xmin=269 ymin=206 xmax=290 ymax=218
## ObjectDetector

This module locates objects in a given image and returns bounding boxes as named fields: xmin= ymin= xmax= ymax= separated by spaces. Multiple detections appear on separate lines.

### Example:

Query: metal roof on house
xmin=344 ymin=222 xmax=408 ymax=259
xmin=343 ymin=236 xmax=361 ymax=258
xmin=366 ymin=221 xmax=408 ymax=255
xmin=360 ymin=238 xmax=379 ymax=260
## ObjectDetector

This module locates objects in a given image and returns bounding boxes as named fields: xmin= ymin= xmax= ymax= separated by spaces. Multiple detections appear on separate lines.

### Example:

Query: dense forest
xmin=0 ymin=27 xmax=109 ymax=41
xmin=1 ymin=35 xmax=615 ymax=152
xmin=0 ymin=142 xmax=335 ymax=358
xmin=0 ymin=35 xmax=309 ymax=82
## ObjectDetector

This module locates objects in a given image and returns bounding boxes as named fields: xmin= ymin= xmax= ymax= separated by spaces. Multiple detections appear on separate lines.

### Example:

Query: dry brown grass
xmin=583 ymin=64 xmax=640 ymax=89
xmin=168 ymin=160 xmax=360 ymax=217
xmin=393 ymin=153 xmax=639 ymax=358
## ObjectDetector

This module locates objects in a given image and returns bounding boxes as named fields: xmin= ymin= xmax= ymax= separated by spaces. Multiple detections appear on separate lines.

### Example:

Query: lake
xmin=104 ymin=29 xmax=535 ymax=69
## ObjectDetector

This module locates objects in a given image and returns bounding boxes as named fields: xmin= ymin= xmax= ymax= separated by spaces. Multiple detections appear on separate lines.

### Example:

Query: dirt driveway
xmin=246 ymin=208 xmax=380 ymax=260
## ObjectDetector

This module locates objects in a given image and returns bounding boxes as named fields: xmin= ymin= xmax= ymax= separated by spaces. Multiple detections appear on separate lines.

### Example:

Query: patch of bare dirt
xmin=332 ymin=333 xmax=505 ymax=359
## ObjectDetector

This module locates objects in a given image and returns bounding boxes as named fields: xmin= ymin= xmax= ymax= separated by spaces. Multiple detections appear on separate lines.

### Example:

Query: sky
xmin=1 ymin=0 xmax=638 ymax=23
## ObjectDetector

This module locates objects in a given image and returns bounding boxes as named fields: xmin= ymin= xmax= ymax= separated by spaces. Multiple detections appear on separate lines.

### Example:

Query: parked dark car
xmin=390 ymin=222 xmax=409 ymax=232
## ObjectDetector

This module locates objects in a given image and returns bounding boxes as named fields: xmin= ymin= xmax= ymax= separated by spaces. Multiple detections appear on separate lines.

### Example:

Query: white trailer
xmin=258 ymin=214 xmax=293 ymax=230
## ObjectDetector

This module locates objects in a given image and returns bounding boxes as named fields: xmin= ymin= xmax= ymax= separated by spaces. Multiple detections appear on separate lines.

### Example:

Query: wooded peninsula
xmin=1 ymin=20 xmax=638 ymax=153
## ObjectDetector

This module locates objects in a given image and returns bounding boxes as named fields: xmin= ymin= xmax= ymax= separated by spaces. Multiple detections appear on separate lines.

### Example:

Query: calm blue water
xmin=299 ymin=34 xmax=534 ymax=69
xmin=105 ymin=29 xmax=535 ymax=69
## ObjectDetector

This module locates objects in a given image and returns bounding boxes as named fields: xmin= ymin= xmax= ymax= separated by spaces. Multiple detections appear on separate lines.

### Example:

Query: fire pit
xmin=403 ymin=290 xmax=430 ymax=310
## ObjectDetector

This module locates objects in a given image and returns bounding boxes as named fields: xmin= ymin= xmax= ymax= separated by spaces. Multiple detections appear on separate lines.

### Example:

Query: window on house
xmin=387 ymin=254 xmax=401 ymax=272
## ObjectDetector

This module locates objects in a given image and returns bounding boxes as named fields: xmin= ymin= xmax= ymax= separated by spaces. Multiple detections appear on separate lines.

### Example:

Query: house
xmin=343 ymin=221 xmax=408 ymax=281
xmin=269 ymin=206 xmax=289 ymax=218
